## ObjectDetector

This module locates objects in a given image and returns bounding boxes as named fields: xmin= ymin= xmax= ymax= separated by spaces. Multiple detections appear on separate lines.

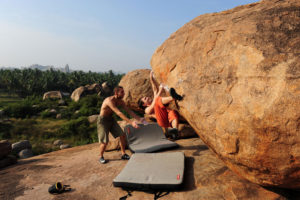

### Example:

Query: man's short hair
xmin=114 ymin=86 xmax=123 ymax=94
xmin=138 ymin=97 xmax=146 ymax=110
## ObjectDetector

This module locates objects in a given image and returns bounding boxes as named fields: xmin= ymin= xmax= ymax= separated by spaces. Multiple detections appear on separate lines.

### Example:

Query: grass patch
xmin=1 ymin=118 xmax=97 ymax=156
xmin=0 ymin=93 xmax=23 ymax=109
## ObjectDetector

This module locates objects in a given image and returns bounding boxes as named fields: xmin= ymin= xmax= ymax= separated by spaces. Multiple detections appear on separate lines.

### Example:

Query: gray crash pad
xmin=113 ymin=152 xmax=185 ymax=190
xmin=124 ymin=123 xmax=179 ymax=153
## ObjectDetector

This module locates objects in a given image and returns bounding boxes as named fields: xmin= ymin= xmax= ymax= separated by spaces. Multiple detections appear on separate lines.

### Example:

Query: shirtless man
xmin=98 ymin=86 xmax=142 ymax=164
xmin=138 ymin=71 xmax=183 ymax=137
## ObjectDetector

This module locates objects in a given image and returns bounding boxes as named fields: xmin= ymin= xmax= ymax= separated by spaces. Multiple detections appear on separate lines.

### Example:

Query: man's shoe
xmin=121 ymin=154 xmax=130 ymax=160
xmin=99 ymin=157 xmax=107 ymax=164
xmin=170 ymin=88 xmax=183 ymax=101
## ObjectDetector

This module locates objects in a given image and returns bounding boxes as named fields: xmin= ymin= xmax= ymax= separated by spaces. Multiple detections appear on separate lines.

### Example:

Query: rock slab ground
xmin=0 ymin=138 xmax=298 ymax=200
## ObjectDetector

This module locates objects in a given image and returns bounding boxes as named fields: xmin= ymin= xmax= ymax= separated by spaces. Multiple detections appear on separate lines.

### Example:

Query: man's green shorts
xmin=97 ymin=115 xmax=124 ymax=144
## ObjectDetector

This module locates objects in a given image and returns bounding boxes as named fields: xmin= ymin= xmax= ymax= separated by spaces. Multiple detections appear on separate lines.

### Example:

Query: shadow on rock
xmin=179 ymin=144 xmax=209 ymax=156
xmin=181 ymin=156 xmax=196 ymax=191
xmin=264 ymin=187 xmax=300 ymax=200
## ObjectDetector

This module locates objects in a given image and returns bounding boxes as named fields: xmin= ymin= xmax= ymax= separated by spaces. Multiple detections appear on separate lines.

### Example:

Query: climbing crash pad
xmin=124 ymin=123 xmax=179 ymax=153
xmin=113 ymin=152 xmax=185 ymax=190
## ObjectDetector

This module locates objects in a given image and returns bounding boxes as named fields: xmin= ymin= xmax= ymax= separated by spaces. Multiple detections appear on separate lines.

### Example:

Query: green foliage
xmin=31 ymin=143 xmax=56 ymax=155
xmin=61 ymin=94 xmax=102 ymax=119
xmin=57 ymin=117 xmax=97 ymax=143
xmin=40 ymin=110 xmax=55 ymax=119
xmin=3 ymin=102 xmax=37 ymax=118
xmin=8 ymin=119 xmax=38 ymax=140
xmin=0 ymin=68 xmax=124 ymax=156
xmin=2 ymin=95 xmax=61 ymax=118
xmin=0 ymin=121 xmax=13 ymax=140
xmin=0 ymin=92 xmax=23 ymax=109
xmin=0 ymin=68 xmax=124 ymax=97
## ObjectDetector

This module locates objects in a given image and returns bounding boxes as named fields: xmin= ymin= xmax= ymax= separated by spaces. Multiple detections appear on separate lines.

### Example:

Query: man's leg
xmin=111 ymin=119 xmax=130 ymax=160
xmin=168 ymin=110 xmax=179 ymax=140
xmin=119 ymin=134 xmax=127 ymax=155
xmin=162 ymin=127 xmax=168 ymax=136
xmin=97 ymin=116 xmax=110 ymax=164
xmin=99 ymin=143 xmax=107 ymax=158
xmin=171 ymin=118 xmax=179 ymax=129
xmin=161 ymin=96 xmax=174 ymax=105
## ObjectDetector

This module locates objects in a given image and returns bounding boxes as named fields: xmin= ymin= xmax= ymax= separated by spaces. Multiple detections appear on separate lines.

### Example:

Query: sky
xmin=0 ymin=0 xmax=258 ymax=73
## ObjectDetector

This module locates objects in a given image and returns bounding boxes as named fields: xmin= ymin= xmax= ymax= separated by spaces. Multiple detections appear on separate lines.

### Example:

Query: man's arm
xmin=122 ymin=103 xmax=141 ymax=121
xmin=107 ymin=101 xmax=130 ymax=123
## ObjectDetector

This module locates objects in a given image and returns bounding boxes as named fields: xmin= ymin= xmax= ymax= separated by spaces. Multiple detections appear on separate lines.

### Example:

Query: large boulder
xmin=43 ymin=91 xmax=62 ymax=100
xmin=151 ymin=0 xmax=300 ymax=189
xmin=119 ymin=69 xmax=153 ymax=111
xmin=0 ymin=140 xmax=12 ymax=159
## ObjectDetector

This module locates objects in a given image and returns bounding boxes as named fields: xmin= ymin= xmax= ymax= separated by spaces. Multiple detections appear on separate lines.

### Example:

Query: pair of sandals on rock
xmin=48 ymin=182 xmax=71 ymax=194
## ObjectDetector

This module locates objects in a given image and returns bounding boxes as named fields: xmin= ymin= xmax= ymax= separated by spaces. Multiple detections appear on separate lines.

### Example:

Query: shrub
xmin=61 ymin=94 xmax=102 ymax=119
xmin=3 ymin=102 xmax=37 ymax=118
xmin=57 ymin=117 xmax=96 ymax=143
xmin=0 ymin=122 xmax=12 ymax=140
xmin=40 ymin=110 xmax=56 ymax=119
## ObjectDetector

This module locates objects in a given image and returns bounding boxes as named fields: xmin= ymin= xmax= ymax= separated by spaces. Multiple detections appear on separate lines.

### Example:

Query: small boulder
xmin=56 ymin=114 xmax=62 ymax=119
xmin=49 ymin=109 xmax=57 ymax=114
xmin=18 ymin=149 xmax=33 ymax=159
xmin=60 ymin=144 xmax=71 ymax=149
xmin=12 ymin=140 xmax=32 ymax=154
xmin=43 ymin=91 xmax=62 ymax=100
xmin=53 ymin=140 xmax=63 ymax=146
xmin=61 ymin=92 xmax=70 ymax=97
xmin=58 ymin=100 xmax=66 ymax=106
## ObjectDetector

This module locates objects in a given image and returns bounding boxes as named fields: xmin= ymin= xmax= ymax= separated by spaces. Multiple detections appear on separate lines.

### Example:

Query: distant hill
xmin=0 ymin=64 xmax=71 ymax=73
xmin=27 ymin=64 xmax=70 ymax=73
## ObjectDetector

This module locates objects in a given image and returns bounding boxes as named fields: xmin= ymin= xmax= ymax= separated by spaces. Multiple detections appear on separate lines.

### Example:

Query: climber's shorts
xmin=97 ymin=116 xmax=124 ymax=144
